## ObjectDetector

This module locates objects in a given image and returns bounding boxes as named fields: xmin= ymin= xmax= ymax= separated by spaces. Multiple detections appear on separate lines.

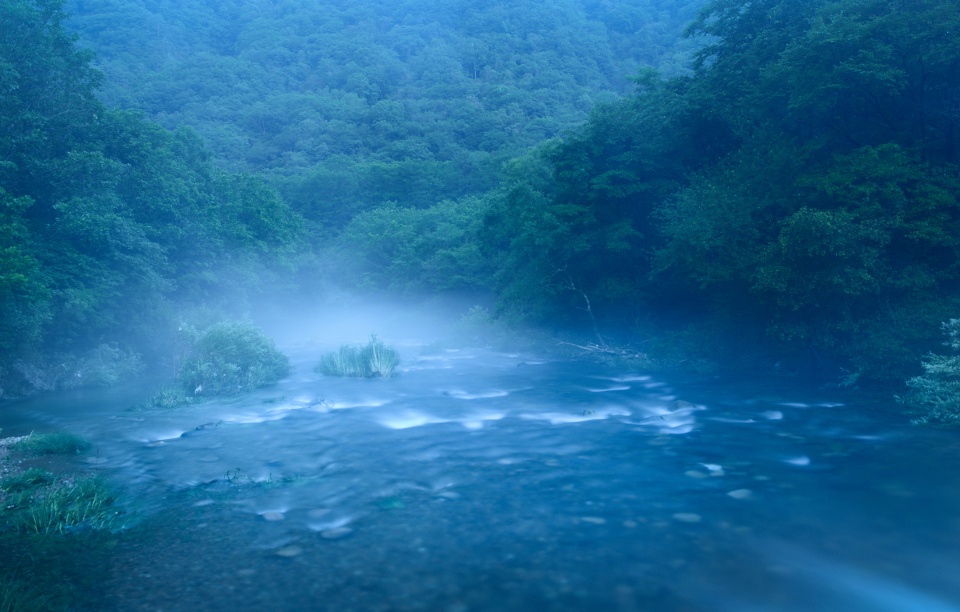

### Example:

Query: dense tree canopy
xmin=481 ymin=0 xmax=960 ymax=380
xmin=5 ymin=0 xmax=960 ymax=395
xmin=0 ymin=0 xmax=304 ymax=395
xmin=64 ymin=0 xmax=706 ymax=226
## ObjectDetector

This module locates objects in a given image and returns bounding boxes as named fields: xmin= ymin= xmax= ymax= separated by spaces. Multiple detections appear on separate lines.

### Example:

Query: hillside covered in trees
xmin=1 ymin=0 xmax=304 ymax=396
xmin=64 ymin=0 xmax=705 ymax=227
xmin=478 ymin=0 xmax=960 ymax=383
xmin=4 ymin=0 xmax=960 ymax=400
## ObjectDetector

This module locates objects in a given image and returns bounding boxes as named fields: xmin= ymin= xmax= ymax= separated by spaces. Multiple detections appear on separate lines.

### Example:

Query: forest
xmin=3 ymin=0 xmax=960 ymax=422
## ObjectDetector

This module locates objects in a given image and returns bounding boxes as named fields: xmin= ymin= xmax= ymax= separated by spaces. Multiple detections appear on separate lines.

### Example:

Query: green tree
xmin=482 ymin=0 xmax=960 ymax=380
xmin=0 ymin=190 xmax=51 ymax=357
xmin=334 ymin=198 xmax=491 ymax=293
xmin=1 ymin=0 xmax=305 ymax=395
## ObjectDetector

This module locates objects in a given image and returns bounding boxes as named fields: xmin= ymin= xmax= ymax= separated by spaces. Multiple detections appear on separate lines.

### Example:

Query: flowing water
xmin=3 ymin=333 xmax=960 ymax=611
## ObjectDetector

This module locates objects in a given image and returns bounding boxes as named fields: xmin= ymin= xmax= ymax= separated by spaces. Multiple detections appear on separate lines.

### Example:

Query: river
xmin=2 ymin=322 xmax=960 ymax=611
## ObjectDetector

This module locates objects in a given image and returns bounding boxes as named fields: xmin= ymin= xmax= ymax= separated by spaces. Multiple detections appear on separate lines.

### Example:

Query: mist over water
xmin=5 ymin=0 xmax=959 ymax=607
xmin=3 ymin=304 xmax=959 ymax=611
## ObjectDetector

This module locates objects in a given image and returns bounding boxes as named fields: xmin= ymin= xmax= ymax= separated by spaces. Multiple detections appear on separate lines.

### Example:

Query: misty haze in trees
xmin=3 ymin=0 xmax=960 ymax=401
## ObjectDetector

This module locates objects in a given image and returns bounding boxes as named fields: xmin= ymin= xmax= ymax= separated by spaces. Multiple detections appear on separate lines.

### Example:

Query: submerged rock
xmin=320 ymin=527 xmax=353 ymax=539
xmin=672 ymin=513 xmax=702 ymax=523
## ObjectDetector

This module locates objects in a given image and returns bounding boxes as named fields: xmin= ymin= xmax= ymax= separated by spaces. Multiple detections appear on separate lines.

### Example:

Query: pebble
xmin=274 ymin=545 xmax=302 ymax=557
xmin=727 ymin=489 xmax=752 ymax=500
xmin=581 ymin=517 xmax=606 ymax=525
xmin=261 ymin=511 xmax=285 ymax=521
xmin=321 ymin=527 xmax=353 ymax=540
xmin=672 ymin=513 xmax=702 ymax=523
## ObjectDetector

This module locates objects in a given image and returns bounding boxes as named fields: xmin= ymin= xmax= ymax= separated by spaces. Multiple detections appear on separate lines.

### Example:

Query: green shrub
xmin=3 ymin=344 xmax=144 ymax=396
xmin=61 ymin=344 xmax=145 ymax=389
xmin=317 ymin=335 xmax=400 ymax=378
xmin=899 ymin=319 xmax=960 ymax=427
xmin=453 ymin=304 xmax=517 ymax=349
xmin=179 ymin=321 xmax=290 ymax=396
xmin=13 ymin=432 xmax=91 ymax=455
xmin=136 ymin=386 xmax=193 ymax=410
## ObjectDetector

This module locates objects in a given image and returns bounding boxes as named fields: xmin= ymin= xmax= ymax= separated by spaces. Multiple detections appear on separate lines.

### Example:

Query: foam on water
xmin=445 ymin=389 xmax=511 ymax=399
xmin=519 ymin=405 xmax=632 ymax=425
xmin=583 ymin=385 xmax=631 ymax=393
xmin=4 ymin=344 xmax=958 ymax=610
xmin=377 ymin=410 xmax=450 ymax=429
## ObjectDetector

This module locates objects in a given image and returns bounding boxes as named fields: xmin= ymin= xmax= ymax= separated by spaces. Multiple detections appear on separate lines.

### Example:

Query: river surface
xmin=3 ymin=333 xmax=960 ymax=611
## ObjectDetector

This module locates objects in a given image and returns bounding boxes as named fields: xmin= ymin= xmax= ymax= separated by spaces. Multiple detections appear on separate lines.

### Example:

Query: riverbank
xmin=0 ymin=433 xmax=122 ymax=611
xmin=0 ymin=435 xmax=27 ymax=482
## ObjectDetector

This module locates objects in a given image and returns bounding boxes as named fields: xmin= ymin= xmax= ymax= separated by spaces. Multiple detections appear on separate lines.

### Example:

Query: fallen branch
xmin=548 ymin=265 xmax=608 ymax=348
xmin=557 ymin=340 xmax=648 ymax=361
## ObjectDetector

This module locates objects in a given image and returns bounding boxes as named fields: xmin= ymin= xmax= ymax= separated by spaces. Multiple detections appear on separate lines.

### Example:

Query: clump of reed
xmin=316 ymin=334 xmax=400 ymax=378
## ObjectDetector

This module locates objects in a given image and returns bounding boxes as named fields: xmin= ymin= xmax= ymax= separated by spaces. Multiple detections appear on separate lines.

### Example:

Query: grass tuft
xmin=12 ymin=432 xmax=91 ymax=455
xmin=2 ymin=476 xmax=120 ymax=535
xmin=316 ymin=334 xmax=400 ymax=378
xmin=135 ymin=385 xmax=193 ymax=410
xmin=1 ymin=469 xmax=55 ymax=494
xmin=316 ymin=345 xmax=366 ymax=377
xmin=0 ymin=576 xmax=53 ymax=612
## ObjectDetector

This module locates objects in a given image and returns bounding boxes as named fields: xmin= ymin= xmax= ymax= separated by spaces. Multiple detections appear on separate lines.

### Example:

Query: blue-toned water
xmin=3 ymin=338 xmax=960 ymax=611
